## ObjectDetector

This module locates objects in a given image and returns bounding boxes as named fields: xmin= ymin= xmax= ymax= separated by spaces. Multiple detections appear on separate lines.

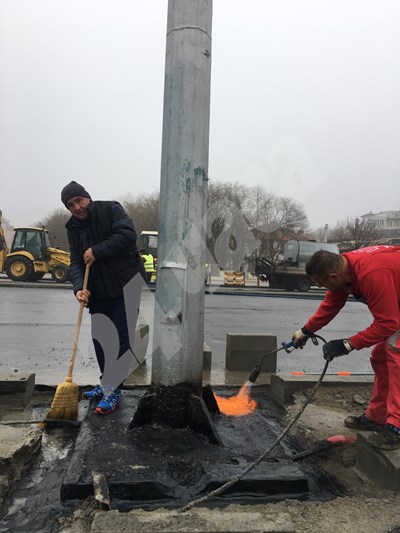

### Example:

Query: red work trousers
xmin=365 ymin=333 xmax=400 ymax=428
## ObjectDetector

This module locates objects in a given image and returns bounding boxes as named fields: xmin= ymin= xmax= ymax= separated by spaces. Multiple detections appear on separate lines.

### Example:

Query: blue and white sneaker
xmin=96 ymin=388 xmax=123 ymax=415
xmin=82 ymin=385 xmax=103 ymax=400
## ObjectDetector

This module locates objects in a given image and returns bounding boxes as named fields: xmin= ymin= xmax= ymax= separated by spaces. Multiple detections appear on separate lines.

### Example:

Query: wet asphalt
xmin=0 ymin=277 xmax=373 ymax=387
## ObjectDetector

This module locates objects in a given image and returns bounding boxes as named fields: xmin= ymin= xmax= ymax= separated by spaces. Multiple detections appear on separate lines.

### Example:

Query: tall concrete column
xmin=152 ymin=0 xmax=212 ymax=391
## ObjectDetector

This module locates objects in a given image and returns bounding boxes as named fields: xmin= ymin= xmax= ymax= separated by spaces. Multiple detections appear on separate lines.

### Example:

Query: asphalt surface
xmin=0 ymin=277 xmax=373 ymax=386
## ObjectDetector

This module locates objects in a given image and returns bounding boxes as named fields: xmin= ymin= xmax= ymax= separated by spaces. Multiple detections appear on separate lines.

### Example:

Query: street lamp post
xmin=129 ymin=0 xmax=220 ymax=443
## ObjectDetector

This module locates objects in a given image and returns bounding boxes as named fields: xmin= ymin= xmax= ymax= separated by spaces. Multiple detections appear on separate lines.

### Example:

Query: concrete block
xmin=0 ymin=373 xmax=35 ymax=409
xmin=225 ymin=333 xmax=277 ymax=372
xmin=203 ymin=342 xmax=212 ymax=371
xmin=356 ymin=431 xmax=400 ymax=490
xmin=271 ymin=374 xmax=374 ymax=405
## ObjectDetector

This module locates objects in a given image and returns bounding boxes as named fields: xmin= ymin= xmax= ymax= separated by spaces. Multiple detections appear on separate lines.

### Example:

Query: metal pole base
xmin=128 ymin=383 xmax=221 ymax=445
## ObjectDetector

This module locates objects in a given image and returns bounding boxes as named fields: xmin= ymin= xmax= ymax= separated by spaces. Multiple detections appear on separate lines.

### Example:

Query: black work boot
xmin=368 ymin=424 xmax=400 ymax=450
xmin=344 ymin=413 xmax=384 ymax=431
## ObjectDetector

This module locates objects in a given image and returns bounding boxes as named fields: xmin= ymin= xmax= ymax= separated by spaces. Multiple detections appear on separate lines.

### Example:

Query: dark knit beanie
xmin=61 ymin=181 xmax=91 ymax=207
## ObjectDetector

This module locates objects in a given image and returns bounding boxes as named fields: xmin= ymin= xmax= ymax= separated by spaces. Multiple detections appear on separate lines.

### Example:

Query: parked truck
xmin=254 ymin=240 xmax=340 ymax=292
xmin=0 ymin=213 xmax=71 ymax=282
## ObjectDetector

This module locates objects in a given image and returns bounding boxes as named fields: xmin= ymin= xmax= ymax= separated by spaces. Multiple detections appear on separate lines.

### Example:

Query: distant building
xmin=359 ymin=210 xmax=400 ymax=238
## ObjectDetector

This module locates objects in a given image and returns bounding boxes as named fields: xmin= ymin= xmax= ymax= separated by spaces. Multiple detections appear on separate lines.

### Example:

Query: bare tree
xmin=248 ymin=193 xmax=309 ymax=266
xmin=330 ymin=217 xmax=380 ymax=250
xmin=122 ymin=192 xmax=160 ymax=237
xmin=206 ymin=182 xmax=310 ymax=270
xmin=247 ymin=191 xmax=308 ymax=236
xmin=329 ymin=222 xmax=350 ymax=244
xmin=347 ymin=217 xmax=380 ymax=249
xmin=35 ymin=208 xmax=70 ymax=250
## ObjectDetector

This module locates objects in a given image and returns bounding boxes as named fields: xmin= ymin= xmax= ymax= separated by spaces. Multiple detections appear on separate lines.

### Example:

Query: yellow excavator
xmin=0 ymin=211 xmax=71 ymax=282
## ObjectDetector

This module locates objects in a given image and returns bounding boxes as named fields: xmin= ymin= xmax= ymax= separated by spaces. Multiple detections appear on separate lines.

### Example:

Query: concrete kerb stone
xmin=0 ymin=373 xmax=35 ymax=409
xmin=356 ymin=431 xmax=400 ymax=490
xmin=225 ymin=333 xmax=277 ymax=372
xmin=270 ymin=374 xmax=374 ymax=405
xmin=90 ymin=508 xmax=296 ymax=533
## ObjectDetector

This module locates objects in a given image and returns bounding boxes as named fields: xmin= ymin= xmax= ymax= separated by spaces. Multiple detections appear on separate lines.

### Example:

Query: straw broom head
xmin=45 ymin=376 xmax=79 ymax=420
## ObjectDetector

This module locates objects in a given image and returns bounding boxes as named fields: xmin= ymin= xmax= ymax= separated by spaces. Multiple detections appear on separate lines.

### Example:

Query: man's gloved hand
xmin=292 ymin=327 xmax=313 ymax=349
xmin=323 ymin=339 xmax=353 ymax=361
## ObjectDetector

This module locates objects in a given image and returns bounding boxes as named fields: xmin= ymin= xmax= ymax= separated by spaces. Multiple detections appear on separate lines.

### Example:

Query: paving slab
xmin=90 ymin=508 xmax=296 ymax=532
xmin=356 ymin=431 xmax=400 ymax=490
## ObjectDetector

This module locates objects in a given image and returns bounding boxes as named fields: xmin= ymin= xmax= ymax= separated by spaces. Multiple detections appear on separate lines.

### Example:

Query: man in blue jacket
xmin=61 ymin=181 xmax=145 ymax=414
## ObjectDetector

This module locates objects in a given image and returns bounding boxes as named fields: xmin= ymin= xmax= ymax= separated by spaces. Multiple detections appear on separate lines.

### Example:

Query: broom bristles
xmin=46 ymin=377 xmax=79 ymax=421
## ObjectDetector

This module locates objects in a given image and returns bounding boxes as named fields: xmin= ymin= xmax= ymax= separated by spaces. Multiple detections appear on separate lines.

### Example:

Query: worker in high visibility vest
xmin=140 ymin=249 xmax=155 ymax=283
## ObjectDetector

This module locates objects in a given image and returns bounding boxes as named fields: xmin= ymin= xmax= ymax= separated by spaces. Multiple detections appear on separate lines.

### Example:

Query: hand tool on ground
xmin=0 ymin=419 xmax=81 ymax=428
xmin=92 ymin=471 xmax=111 ymax=510
xmin=45 ymin=264 xmax=90 ymax=422
xmin=291 ymin=434 xmax=357 ymax=461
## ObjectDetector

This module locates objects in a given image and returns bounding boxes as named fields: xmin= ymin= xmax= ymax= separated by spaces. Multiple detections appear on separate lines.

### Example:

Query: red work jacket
xmin=305 ymin=246 xmax=400 ymax=350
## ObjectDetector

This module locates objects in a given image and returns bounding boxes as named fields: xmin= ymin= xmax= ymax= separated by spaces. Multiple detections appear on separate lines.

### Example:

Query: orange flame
xmin=215 ymin=382 xmax=257 ymax=416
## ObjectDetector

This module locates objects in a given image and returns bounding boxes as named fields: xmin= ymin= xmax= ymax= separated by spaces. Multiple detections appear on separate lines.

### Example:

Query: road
xmin=205 ymin=292 xmax=372 ymax=381
xmin=0 ymin=284 xmax=373 ymax=387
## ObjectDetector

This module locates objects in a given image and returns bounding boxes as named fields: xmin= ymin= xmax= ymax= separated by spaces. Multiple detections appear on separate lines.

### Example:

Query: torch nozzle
xmin=248 ymin=364 xmax=262 ymax=384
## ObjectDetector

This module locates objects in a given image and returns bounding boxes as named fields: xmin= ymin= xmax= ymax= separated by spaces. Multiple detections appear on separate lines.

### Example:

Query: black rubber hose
xmin=177 ymin=357 xmax=330 ymax=513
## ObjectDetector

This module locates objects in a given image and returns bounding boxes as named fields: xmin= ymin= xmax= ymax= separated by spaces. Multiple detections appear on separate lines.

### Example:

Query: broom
xmin=45 ymin=264 xmax=90 ymax=421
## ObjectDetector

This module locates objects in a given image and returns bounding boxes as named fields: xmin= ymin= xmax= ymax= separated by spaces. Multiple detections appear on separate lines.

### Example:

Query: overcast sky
xmin=1 ymin=0 xmax=399 ymax=230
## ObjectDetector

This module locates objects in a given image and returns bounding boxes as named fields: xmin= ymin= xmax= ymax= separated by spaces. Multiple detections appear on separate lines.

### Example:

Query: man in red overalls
xmin=292 ymin=246 xmax=400 ymax=450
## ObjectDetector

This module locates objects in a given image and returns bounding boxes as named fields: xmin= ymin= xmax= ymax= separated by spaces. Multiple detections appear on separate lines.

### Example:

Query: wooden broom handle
xmin=67 ymin=264 xmax=90 ymax=379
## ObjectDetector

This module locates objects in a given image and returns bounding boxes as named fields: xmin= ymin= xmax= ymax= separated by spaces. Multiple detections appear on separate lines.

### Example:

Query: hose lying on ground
xmin=177 ymin=356 xmax=330 ymax=513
